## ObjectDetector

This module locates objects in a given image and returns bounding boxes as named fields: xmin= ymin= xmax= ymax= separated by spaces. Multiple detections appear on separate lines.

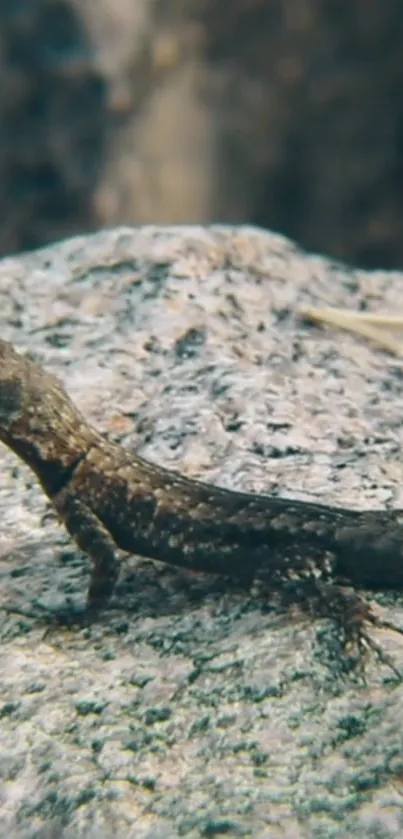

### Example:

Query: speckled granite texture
xmin=1 ymin=225 xmax=403 ymax=838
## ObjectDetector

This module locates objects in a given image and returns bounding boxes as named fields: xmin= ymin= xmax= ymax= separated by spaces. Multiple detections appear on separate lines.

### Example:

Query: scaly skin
xmin=1 ymin=339 xmax=403 ymax=675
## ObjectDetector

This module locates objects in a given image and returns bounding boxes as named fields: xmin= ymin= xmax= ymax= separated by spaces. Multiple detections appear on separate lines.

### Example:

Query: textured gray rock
xmin=1 ymin=225 xmax=403 ymax=838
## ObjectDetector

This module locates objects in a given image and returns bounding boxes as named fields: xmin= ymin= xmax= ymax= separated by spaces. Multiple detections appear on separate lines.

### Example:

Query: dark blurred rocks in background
xmin=1 ymin=0 xmax=403 ymax=268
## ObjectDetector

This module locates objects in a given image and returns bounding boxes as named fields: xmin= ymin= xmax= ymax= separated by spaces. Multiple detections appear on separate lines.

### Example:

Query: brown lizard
xmin=1 ymin=339 xmax=402 ymax=672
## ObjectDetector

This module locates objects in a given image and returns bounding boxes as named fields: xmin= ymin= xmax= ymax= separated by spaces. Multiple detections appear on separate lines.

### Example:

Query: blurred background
xmin=1 ymin=0 xmax=403 ymax=269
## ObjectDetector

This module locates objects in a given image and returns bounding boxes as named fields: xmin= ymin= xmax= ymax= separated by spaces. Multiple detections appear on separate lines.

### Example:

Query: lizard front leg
xmin=53 ymin=491 xmax=120 ymax=613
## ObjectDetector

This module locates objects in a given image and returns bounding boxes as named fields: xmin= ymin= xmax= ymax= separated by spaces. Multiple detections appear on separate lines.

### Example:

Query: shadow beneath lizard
xmin=2 ymin=544 xmax=266 ymax=623
xmin=3 ymin=541 xmax=403 ymax=680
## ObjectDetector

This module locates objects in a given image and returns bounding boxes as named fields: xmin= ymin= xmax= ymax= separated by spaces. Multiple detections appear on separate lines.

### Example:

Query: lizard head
xmin=0 ymin=339 xmax=99 ymax=493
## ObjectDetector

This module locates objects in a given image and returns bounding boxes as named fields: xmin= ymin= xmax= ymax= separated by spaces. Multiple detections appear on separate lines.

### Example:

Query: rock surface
xmin=1 ymin=225 xmax=403 ymax=837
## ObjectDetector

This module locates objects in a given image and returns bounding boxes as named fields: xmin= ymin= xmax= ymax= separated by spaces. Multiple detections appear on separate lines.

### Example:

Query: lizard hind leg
xmin=312 ymin=580 xmax=403 ymax=681
xmin=359 ymin=607 xmax=403 ymax=680
xmin=266 ymin=571 xmax=403 ymax=680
